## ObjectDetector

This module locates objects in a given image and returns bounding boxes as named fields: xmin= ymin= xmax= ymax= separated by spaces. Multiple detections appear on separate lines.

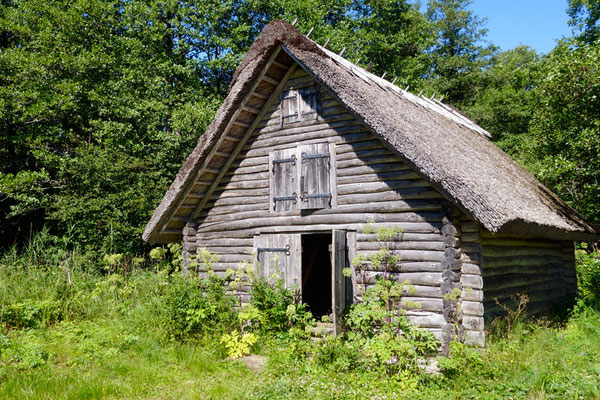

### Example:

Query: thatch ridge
xmin=143 ymin=20 xmax=598 ymax=244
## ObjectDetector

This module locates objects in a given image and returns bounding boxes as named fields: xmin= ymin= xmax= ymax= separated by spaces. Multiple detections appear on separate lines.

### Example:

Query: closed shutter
xmin=270 ymin=147 xmax=298 ymax=212
xmin=280 ymin=90 xmax=298 ymax=124
xmin=299 ymin=143 xmax=332 ymax=209
xmin=298 ymin=86 xmax=319 ymax=121
xmin=254 ymin=233 xmax=301 ymax=289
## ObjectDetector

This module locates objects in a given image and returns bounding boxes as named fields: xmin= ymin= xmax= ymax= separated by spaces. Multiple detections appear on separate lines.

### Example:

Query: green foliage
xmin=523 ymin=39 xmax=600 ymax=225
xmin=576 ymin=249 xmax=600 ymax=308
xmin=465 ymin=46 xmax=541 ymax=154
xmin=425 ymin=0 xmax=496 ymax=106
xmin=568 ymin=0 xmax=600 ymax=43
xmin=220 ymin=331 xmax=258 ymax=359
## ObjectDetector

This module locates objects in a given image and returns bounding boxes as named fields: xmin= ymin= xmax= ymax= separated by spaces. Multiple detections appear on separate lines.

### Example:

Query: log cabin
xmin=143 ymin=20 xmax=599 ymax=349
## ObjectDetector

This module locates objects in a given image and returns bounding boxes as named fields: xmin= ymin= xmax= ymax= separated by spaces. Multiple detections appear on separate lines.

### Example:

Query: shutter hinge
xmin=257 ymin=244 xmax=290 ymax=255
xmin=301 ymin=152 xmax=329 ymax=162
xmin=272 ymin=155 xmax=296 ymax=173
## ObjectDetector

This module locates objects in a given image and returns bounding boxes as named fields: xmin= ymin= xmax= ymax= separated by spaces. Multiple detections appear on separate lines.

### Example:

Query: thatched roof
xmin=143 ymin=20 xmax=598 ymax=244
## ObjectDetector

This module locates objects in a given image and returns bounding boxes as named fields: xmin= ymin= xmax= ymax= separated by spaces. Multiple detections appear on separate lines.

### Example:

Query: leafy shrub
xmin=1 ymin=300 xmax=62 ymax=330
xmin=576 ymin=250 xmax=600 ymax=308
xmin=220 ymin=331 xmax=258 ymax=358
xmin=437 ymin=341 xmax=484 ymax=378
xmin=160 ymin=273 xmax=237 ymax=341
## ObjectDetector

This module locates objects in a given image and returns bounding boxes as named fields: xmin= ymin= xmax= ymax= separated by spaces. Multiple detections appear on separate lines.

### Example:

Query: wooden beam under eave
xmin=190 ymin=63 xmax=299 ymax=220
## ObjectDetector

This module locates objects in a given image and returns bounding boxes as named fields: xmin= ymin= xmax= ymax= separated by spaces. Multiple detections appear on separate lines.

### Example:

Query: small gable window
xmin=269 ymin=142 xmax=336 ymax=212
xmin=280 ymin=85 xmax=319 ymax=125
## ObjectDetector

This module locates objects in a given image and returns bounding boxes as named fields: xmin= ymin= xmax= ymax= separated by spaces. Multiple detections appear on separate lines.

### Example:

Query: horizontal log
xmin=357 ymin=241 xmax=445 ymax=251
xmin=335 ymin=147 xmax=394 ymax=162
xmin=242 ymin=132 xmax=374 ymax=159
xmin=197 ymin=238 xmax=254 ymax=247
xmin=482 ymin=246 xmax=563 ymax=258
xmin=338 ymin=188 xmax=443 ymax=205
xmin=480 ymin=234 xmax=561 ymax=248
xmin=258 ymin=106 xmax=356 ymax=131
xmin=461 ymin=263 xmax=481 ymax=275
xmin=481 ymin=264 xmax=564 ymax=278
xmin=336 ymin=162 xmax=410 ymax=177
xmin=405 ymin=311 xmax=446 ymax=328
xmin=483 ymin=275 xmax=566 ymax=292
xmin=356 ymin=232 xmax=444 ymax=242
xmin=336 ymin=170 xmax=420 ymax=185
xmin=338 ymin=179 xmax=432 ymax=195
xmin=196 ymin=221 xmax=442 ymax=239
xmin=461 ymin=274 xmax=483 ymax=290
xmin=461 ymin=222 xmax=478 ymax=233
xmin=337 ymin=155 xmax=402 ymax=170
xmin=355 ymin=284 xmax=444 ymax=299
xmin=462 ymin=288 xmax=483 ymax=302
xmin=200 ymin=206 xmax=444 ymax=227
xmin=482 ymin=255 xmax=564 ymax=268
xmin=209 ymin=187 xmax=269 ymax=199
xmin=216 ymin=179 xmax=268 ymax=191
xmin=230 ymin=156 xmax=268 ymax=169
xmin=357 ymin=271 xmax=442 ymax=286
xmin=461 ymin=243 xmax=481 ymax=253
xmin=461 ymin=301 xmax=484 ymax=317
xmin=198 ymin=213 xmax=444 ymax=233
xmin=248 ymin=124 xmax=366 ymax=150
xmin=200 ymin=246 xmax=254 ymax=255
xmin=461 ymin=232 xmax=479 ymax=242
xmin=221 ymin=170 xmax=269 ymax=183
xmin=352 ymin=261 xmax=442 ymax=273
xmin=209 ymin=195 xmax=266 ymax=207
xmin=200 ymin=203 xmax=268 ymax=218
xmin=357 ymin=249 xmax=445 ymax=262
xmin=335 ymin=140 xmax=387 ymax=155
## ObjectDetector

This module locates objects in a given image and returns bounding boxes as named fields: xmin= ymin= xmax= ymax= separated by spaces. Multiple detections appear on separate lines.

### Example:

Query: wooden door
xmin=331 ymin=230 xmax=346 ymax=334
xmin=254 ymin=233 xmax=301 ymax=290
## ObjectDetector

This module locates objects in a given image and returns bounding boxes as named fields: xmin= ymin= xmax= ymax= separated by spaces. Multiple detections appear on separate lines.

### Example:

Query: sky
xmin=420 ymin=0 xmax=575 ymax=54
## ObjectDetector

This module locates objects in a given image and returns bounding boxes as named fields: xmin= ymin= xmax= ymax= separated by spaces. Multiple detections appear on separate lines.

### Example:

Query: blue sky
xmin=420 ymin=0 xmax=574 ymax=54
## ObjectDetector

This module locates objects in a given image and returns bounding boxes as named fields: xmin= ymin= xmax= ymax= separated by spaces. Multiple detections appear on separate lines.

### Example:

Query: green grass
xmin=1 ymin=244 xmax=599 ymax=399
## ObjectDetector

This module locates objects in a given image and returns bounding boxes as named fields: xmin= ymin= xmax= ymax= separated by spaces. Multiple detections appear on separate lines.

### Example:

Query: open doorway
xmin=301 ymin=233 xmax=332 ymax=318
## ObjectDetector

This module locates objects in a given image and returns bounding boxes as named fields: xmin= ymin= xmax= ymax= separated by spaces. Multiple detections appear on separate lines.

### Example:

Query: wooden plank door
xmin=254 ymin=233 xmax=301 ymax=290
xmin=331 ymin=230 xmax=346 ymax=334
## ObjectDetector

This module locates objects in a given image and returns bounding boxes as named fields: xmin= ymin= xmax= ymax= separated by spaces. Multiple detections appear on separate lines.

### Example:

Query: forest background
xmin=0 ymin=0 xmax=599 ymax=254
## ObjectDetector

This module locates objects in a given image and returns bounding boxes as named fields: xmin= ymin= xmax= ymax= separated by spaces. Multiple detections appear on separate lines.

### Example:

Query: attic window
xmin=280 ymin=85 xmax=319 ymax=125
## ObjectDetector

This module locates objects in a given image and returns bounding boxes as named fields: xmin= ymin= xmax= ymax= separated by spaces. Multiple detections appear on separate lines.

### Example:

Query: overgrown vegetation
xmin=1 ymin=231 xmax=599 ymax=398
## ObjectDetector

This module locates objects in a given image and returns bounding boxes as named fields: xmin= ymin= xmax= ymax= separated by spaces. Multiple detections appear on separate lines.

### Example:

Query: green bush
xmin=160 ymin=273 xmax=237 ymax=341
xmin=576 ymin=250 xmax=600 ymax=308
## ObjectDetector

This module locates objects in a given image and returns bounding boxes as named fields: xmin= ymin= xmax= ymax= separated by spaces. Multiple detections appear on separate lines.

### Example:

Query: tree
xmin=523 ymin=39 xmax=600 ymax=225
xmin=463 ymin=46 xmax=541 ymax=155
xmin=425 ymin=0 xmax=496 ymax=106
xmin=568 ymin=0 xmax=600 ymax=43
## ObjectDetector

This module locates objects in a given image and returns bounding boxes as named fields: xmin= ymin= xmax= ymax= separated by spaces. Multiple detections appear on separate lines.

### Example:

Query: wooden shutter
xmin=331 ymin=230 xmax=346 ymax=335
xmin=298 ymin=86 xmax=319 ymax=121
xmin=270 ymin=148 xmax=298 ymax=212
xmin=280 ymin=90 xmax=298 ymax=124
xmin=299 ymin=143 xmax=333 ymax=209
xmin=254 ymin=233 xmax=301 ymax=290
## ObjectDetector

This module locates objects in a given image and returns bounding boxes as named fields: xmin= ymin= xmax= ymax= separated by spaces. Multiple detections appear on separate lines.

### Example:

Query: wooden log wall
xmin=480 ymin=231 xmax=574 ymax=319
xmin=190 ymin=67 xmax=452 ymax=339
xmin=458 ymin=218 xmax=485 ymax=347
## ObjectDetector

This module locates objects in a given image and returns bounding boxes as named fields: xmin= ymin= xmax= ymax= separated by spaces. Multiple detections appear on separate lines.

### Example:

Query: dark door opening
xmin=301 ymin=233 xmax=332 ymax=318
